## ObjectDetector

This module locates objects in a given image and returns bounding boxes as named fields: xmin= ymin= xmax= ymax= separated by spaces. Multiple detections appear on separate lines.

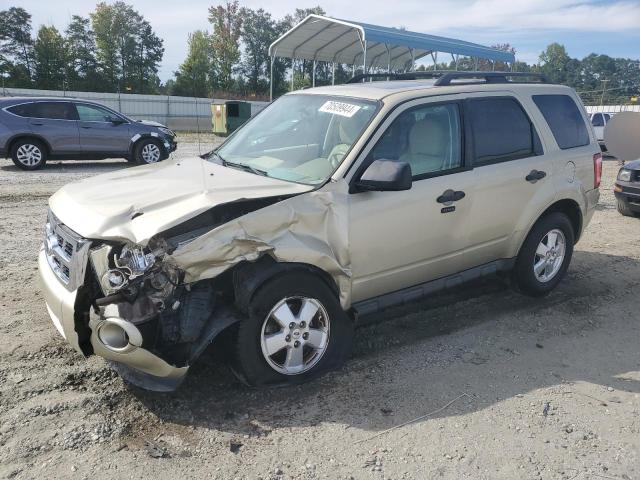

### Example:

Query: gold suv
xmin=39 ymin=72 xmax=601 ymax=390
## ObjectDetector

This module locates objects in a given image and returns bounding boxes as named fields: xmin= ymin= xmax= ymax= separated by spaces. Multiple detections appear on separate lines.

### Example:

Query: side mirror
xmin=354 ymin=159 xmax=412 ymax=192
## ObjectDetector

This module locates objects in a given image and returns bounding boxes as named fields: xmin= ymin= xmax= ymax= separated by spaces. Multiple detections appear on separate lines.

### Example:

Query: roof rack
xmin=346 ymin=70 xmax=549 ymax=85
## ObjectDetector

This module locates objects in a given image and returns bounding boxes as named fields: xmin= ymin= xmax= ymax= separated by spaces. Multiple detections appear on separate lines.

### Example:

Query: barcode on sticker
xmin=319 ymin=101 xmax=361 ymax=118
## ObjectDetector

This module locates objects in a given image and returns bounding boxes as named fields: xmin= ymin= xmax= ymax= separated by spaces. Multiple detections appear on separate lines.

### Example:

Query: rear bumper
xmin=38 ymin=247 xmax=189 ymax=390
xmin=583 ymin=188 xmax=600 ymax=230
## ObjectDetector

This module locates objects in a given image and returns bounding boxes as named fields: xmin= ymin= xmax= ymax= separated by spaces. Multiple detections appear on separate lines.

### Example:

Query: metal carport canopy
xmin=268 ymin=15 xmax=515 ymax=70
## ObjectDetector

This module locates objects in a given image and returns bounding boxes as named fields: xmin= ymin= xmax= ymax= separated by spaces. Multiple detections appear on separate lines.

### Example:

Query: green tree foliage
xmin=208 ymin=1 xmax=243 ymax=91
xmin=173 ymin=31 xmax=213 ymax=97
xmin=0 ymin=6 xmax=34 ymax=87
xmin=64 ymin=15 xmax=102 ymax=91
xmin=33 ymin=26 xmax=66 ymax=90
xmin=90 ymin=2 xmax=164 ymax=93
xmin=240 ymin=8 xmax=277 ymax=95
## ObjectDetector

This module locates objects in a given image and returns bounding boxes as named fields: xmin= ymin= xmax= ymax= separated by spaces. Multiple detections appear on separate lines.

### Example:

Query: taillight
xmin=593 ymin=152 xmax=602 ymax=188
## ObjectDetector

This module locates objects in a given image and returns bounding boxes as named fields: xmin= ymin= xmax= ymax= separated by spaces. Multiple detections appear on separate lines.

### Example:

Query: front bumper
xmin=38 ymin=247 xmax=189 ymax=389
xmin=614 ymin=181 xmax=640 ymax=212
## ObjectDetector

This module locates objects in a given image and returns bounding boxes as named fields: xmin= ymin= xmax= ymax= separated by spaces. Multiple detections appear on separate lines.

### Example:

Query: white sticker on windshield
xmin=319 ymin=101 xmax=361 ymax=118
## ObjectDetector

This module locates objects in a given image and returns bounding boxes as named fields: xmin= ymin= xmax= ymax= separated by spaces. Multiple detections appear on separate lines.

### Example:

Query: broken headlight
xmin=90 ymin=243 xmax=162 ymax=295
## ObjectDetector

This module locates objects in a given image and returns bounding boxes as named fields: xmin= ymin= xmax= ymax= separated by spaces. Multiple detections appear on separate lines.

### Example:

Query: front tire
xmin=233 ymin=272 xmax=353 ymax=386
xmin=10 ymin=138 xmax=47 ymax=170
xmin=513 ymin=212 xmax=574 ymax=297
xmin=133 ymin=138 xmax=163 ymax=165
xmin=617 ymin=198 xmax=637 ymax=218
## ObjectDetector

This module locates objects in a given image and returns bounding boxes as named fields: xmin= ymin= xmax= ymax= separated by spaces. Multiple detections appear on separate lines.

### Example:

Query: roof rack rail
xmin=346 ymin=70 xmax=549 ymax=85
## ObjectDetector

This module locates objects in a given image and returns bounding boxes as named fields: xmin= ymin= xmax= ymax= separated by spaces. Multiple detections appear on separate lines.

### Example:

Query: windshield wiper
xmin=222 ymin=159 xmax=268 ymax=177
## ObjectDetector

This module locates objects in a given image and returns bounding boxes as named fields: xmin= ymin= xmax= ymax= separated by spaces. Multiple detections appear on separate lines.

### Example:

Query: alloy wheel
xmin=260 ymin=296 xmax=330 ymax=375
xmin=141 ymin=143 xmax=161 ymax=163
xmin=533 ymin=228 xmax=566 ymax=283
xmin=16 ymin=144 xmax=43 ymax=167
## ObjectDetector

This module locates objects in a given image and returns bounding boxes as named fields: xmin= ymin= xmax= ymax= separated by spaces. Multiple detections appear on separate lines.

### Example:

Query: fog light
xmin=98 ymin=321 xmax=129 ymax=350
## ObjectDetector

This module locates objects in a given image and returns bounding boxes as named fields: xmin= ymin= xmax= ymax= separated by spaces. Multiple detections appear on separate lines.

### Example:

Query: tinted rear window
xmin=466 ymin=97 xmax=540 ymax=165
xmin=8 ymin=101 xmax=76 ymax=120
xmin=533 ymin=95 xmax=590 ymax=149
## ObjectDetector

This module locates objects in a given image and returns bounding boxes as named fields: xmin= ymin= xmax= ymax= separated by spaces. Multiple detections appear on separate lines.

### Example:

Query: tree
xmin=539 ymin=43 xmax=580 ymax=86
xmin=240 ymin=8 xmax=277 ymax=95
xmin=65 ymin=15 xmax=101 ymax=91
xmin=172 ymin=30 xmax=212 ymax=97
xmin=33 ymin=25 xmax=66 ymax=89
xmin=0 ymin=7 xmax=34 ymax=86
xmin=208 ymin=1 xmax=243 ymax=91
xmin=91 ymin=2 xmax=163 ymax=93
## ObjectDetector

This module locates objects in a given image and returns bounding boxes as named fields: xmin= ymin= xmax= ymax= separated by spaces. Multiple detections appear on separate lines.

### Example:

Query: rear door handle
xmin=80 ymin=125 xmax=92 ymax=129
xmin=526 ymin=170 xmax=546 ymax=183
xmin=31 ymin=122 xmax=44 ymax=126
xmin=437 ymin=189 xmax=466 ymax=204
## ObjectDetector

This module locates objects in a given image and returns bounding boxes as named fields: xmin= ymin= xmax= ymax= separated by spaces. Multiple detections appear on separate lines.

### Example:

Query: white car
xmin=590 ymin=112 xmax=614 ymax=150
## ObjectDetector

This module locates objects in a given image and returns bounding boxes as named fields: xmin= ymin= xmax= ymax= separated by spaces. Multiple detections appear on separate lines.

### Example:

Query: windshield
xmin=214 ymin=94 xmax=379 ymax=185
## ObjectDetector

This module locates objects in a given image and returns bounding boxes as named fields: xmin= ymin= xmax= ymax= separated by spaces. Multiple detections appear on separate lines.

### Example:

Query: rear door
xmin=75 ymin=103 xmax=131 ymax=155
xmin=24 ymin=101 xmax=81 ymax=154
xmin=462 ymin=94 xmax=557 ymax=265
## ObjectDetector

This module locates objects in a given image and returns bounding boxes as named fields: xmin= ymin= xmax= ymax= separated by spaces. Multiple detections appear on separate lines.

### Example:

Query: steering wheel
xmin=327 ymin=143 xmax=350 ymax=169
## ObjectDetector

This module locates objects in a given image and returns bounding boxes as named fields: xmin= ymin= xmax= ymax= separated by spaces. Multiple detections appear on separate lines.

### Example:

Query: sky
xmin=15 ymin=0 xmax=640 ymax=81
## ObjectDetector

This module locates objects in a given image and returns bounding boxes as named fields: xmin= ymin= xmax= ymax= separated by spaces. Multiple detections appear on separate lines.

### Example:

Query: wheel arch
xmin=231 ymin=256 xmax=341 ymax=315
xmin=517 ymin=198 xmax=583 ymax=256
xmin=7 ymin=134 xmax=52 ymax=156
xmin=129 ymin=133 xmax=168 ymax=159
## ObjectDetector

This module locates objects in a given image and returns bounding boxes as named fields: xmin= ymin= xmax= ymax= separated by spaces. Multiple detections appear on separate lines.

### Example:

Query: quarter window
xmin=466 ymin=97 xmax=540 ymax=165
xmin=533 ymin=94 xmax=590 ymax=149
xmin=369 ymin=103 xmax=462 ymax=178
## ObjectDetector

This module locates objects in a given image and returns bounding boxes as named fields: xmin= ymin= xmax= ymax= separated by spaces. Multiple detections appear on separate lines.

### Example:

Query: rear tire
xmin=133 ymin=138 xmax=163 ymax=165
xmin=617 ymin=198 xmax=637 ymax=218
xmin=10 ymin=138 xmax=47 ymax=170
xmin=233 ymin=272 xmax=353 ymax=387
xmin=513 ymin=212 xmax=574 ymax=297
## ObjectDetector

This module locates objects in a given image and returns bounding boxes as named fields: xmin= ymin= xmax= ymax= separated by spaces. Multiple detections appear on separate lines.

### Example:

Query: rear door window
xmin=533 ymin=94 xmax=590 ymax=149
xmin=30 ymin=102 xmax=77 ymax=120
xmin=466 ymin=97 xmax=541 ymax=166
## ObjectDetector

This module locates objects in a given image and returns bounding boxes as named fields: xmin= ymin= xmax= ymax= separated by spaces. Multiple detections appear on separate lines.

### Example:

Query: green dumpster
xmin=211 ymin=101 xmax=252 ymax=136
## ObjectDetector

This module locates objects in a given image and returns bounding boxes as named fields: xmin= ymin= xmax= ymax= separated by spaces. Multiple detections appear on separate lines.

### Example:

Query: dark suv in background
xmin=0 ymin=97 xmax=177 ymax=170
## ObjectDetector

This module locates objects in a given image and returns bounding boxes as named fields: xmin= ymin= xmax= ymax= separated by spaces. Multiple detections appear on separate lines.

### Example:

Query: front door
xmin=75 ymin=103 xmax=131 ymax=155
xmin=349 ymin=100 xmax=475 ymax=303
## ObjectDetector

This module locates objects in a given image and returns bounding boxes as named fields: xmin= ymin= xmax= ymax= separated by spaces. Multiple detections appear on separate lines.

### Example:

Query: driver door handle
xmin=437 ymin=189 xmax=466 ymax=204
xmin=526 ymin=169 xmax=546 ymax=183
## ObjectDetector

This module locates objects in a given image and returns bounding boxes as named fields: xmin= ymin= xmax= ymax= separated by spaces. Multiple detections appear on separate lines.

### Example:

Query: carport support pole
xmin=269 ymin=55 xmax=274 ymax=101
xmin=362 ymin=41 xmax=367 ymax=81
xmin=312 ymin=60 xmax=316 ymax=87
xmin=410 ymin=48 xmax=415 ymax=71
xmin=332 ymin=62 xmax=335 ymax=85
xmin=291 ymin=58 xmax=295 ymax=91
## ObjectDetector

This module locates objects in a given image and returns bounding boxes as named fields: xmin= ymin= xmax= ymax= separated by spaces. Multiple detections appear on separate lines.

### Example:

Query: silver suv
xmin=0 ymin=97 xmax=177 ymax=170
xmin=38 ymin=72 xmax=601 ymax=391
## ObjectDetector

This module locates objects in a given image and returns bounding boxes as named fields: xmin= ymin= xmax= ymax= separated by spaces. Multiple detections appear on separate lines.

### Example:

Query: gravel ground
xmin=0 ymin=136 xmax=638 ymax=480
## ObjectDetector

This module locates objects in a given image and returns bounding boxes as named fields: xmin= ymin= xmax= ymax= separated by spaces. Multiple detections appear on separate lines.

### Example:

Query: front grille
xmin=44 ymin=210 xmax=90 ymax=291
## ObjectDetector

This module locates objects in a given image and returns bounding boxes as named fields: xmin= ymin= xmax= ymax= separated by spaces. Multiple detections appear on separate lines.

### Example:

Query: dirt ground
xmin=0 ymin=135 xmax=638 ymax=480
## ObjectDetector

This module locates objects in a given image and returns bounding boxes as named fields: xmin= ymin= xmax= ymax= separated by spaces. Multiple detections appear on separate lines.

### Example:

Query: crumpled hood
xmin=49 ymin=157 xmax=314 ymax=244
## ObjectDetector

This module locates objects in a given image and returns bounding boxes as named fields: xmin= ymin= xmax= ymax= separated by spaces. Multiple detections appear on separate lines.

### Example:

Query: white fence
xmin=1 ymin=87 xmax=269 ymax=131
xmin=585 ymin=105 xmax=640 ymax=114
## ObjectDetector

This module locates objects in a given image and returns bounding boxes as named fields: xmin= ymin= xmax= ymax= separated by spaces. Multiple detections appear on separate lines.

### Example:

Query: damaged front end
xmin=79 ymin=240 xmax=235 ymax=390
